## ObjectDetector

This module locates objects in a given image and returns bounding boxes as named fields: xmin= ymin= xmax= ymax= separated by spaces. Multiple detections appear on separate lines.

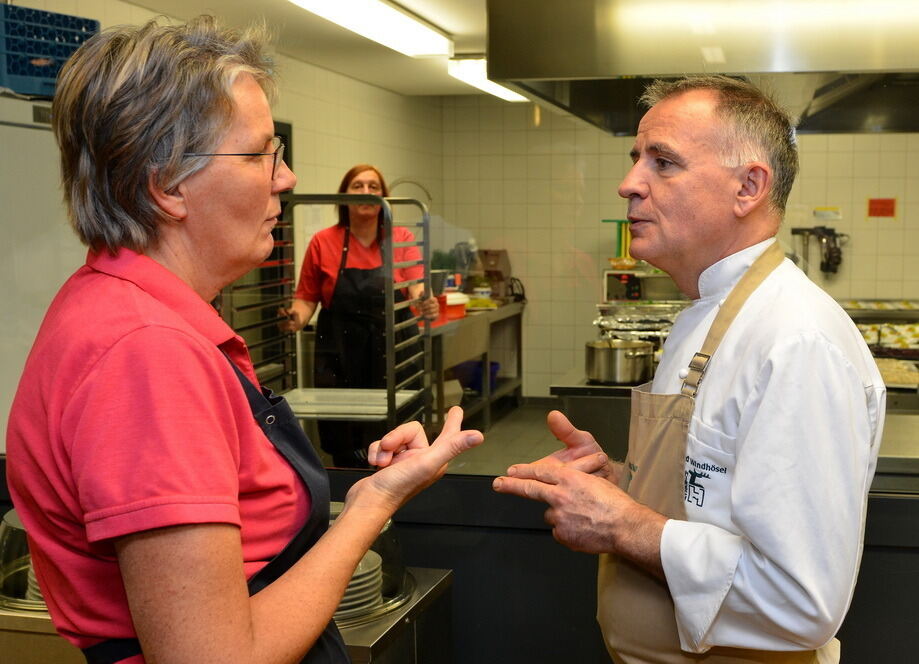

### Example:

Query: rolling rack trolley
xmin=280 ymin=193 xmax=433 ymax=432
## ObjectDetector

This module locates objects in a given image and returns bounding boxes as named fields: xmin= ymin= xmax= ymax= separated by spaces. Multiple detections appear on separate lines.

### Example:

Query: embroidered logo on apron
xmin=683 ymin=456 xmax=727 ymax=507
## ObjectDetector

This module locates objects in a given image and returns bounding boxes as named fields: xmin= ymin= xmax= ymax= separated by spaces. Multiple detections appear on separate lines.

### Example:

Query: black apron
xmin=82 ymin=358 xmax=349 ymax=664
xmin=313 ymin=226 xmax=417 ymax=466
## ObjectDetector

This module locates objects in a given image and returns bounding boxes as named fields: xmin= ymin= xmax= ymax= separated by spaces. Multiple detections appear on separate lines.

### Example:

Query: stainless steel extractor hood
xmin=486 ymin=0 xmax=919 ymax=135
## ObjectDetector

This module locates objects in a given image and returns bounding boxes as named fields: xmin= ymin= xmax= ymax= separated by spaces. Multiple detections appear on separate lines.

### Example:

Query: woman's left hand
xmin=352 ymin=407 xmax=482 ymax=510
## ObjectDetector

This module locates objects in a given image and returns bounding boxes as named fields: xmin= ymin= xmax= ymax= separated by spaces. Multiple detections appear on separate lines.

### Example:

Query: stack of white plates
xmin=25 ymin=561 xmax=44 ymax=603
xmin=334 ymin=549 xmax=383 ymax=622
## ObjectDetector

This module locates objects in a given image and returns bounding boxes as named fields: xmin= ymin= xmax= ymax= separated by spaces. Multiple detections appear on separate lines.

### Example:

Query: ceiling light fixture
xmin=288 ymin=0 xmax=453 ymax=57
xmin=447 ymin=57 xmax=528 ymax=103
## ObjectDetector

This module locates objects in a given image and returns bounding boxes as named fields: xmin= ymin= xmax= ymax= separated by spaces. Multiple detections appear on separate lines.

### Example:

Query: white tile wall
xmin=780 ymin=132 xmax=919 ymax=301
xmin=18 ymin=1 xmax=919 ymax=399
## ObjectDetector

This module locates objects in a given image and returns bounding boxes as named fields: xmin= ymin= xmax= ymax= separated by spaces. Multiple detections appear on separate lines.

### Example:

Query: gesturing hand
xmin=492 ymin=462 xmax=666 ymax=575
xmin=534 ymin=410 xmax=617 ymax=482
xmin=352 ymin=407 xmax=483 ymax=511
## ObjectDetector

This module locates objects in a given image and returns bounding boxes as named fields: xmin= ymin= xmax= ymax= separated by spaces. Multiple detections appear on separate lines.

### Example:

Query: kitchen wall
xmin=14 ymin=1 xmax=919 ymax=400
xmin=439 ymin=95 xmax=919 ymax=396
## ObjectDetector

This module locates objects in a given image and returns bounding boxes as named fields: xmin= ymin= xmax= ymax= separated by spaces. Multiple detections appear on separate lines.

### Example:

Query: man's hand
xmin=533 ymin=410 xmax=618 ymax=482
xmin=492 ymin=462 xmax=666 ymax=576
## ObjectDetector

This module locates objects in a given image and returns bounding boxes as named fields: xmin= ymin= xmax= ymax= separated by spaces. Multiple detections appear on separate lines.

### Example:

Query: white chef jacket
xmin=654 ymin=239 xmax=885 ymax=654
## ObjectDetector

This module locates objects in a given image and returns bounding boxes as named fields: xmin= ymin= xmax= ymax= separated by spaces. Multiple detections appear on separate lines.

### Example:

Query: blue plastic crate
xmin=1 ymin=5 xmax=99 ymax=97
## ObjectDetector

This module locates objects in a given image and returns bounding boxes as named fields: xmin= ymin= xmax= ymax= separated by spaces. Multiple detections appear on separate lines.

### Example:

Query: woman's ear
xmin=147 ymin=170 xmax=187 ymax=221
xmin=734 ymin=162 xmax=771 ymax=218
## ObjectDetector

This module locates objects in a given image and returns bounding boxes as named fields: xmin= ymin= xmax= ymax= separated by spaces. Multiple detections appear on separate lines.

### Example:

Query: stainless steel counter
xmin=549 ymin=367 xmax=635 ymax=461
xmin=549 ymin=366 xmax=639 ymax=397
xmin=872 ymin=412 xmax=919 ymax=494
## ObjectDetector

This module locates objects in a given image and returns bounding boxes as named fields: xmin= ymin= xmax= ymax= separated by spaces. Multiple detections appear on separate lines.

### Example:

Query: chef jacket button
xmin=678 ymin=368 xmax=689 ymax=379
xmin=265 ymin=414 xmax=276 ymax=425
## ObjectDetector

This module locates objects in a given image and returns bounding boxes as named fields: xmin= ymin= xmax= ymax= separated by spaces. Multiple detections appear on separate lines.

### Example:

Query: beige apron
xmin=597 ymin=242 xmax=839 ymax=664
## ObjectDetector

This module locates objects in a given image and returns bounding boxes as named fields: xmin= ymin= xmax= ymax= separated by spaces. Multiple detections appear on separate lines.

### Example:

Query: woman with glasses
xmin=5 ymin=16 xmax=481 ymax=664
xmin=279 ymin=165 xmax=439 ymax=467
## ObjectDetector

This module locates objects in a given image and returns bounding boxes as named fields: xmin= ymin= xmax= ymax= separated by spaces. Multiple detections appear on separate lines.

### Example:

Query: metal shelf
xmin=215 ymin=196 xmax=297 ymax=395
xmin=279 ymin=193 xmax=433 ymax=430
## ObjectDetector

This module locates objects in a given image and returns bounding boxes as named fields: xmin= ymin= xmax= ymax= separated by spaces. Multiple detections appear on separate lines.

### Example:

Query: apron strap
xmin=681 ymin=241 xmax=785 ymax=397
xmin=338 ymin=223 xmax=351 ymax=274
xmin=82 ymin=638 xmax=143 ymax=664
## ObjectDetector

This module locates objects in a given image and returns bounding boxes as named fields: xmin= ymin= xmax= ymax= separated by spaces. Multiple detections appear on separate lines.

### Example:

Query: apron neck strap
xmin=681 ymin=240 xmax=785 ymax=397
xmin=338 ymin=222 xmax=385 ymax=275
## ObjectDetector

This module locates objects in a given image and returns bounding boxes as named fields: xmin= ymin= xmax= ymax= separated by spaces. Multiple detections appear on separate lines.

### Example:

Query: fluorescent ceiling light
xmin=288 ymin=0 xmax=453 ymax=57
xmin=447 ymin=58 xmax=528 ymax=103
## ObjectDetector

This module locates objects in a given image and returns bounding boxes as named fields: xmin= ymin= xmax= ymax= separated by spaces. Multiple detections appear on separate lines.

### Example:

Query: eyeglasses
xmin=184 ymin=136 xmax=286 ymax=179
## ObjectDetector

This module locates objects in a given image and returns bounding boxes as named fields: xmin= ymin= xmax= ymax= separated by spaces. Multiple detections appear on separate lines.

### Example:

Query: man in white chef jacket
xmin=493 ymin=75 xmax=885 ymax=664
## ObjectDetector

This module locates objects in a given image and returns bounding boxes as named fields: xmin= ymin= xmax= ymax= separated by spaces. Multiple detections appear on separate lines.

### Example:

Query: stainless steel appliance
xmin=603 ymin=269 xmax=685 ymax=302
xmin=591 ymin=300 xmax=689 ymax=378
xmin=596 ymin=265 xmax=689 ymax=377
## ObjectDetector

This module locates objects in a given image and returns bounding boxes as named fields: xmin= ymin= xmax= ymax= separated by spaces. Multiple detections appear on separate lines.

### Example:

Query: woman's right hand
xmin=277 ymin=299 xmax=317 ymax=333
xmin=347 ymin=407 xmax=483 ymax=512
xmin=277 ymin=306 xmax=302 ymax=332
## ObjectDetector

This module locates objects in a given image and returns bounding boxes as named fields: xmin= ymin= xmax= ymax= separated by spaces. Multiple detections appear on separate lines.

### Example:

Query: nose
xmin=618 ymin=162 xmax=645 ymax=200
xmin=273 ymin=160 xmax=296 ymax=193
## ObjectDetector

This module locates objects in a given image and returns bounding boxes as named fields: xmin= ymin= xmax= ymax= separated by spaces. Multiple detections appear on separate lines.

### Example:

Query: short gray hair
xmin=640 ymin=75 xmax=799 ymax=217
xmin=53 ymin=15 xmax=276 ymax=252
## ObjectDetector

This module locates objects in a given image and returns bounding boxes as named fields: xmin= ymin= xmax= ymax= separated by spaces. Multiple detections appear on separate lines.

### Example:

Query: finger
xmin=547 ymin=410 xmax=598 ymax=450
xmin=566 ymin=452 xmax=609 ymax=475
xmin=491 ymin=476 xmax=555 ymax=504
xmin=505 ymin=462 xmax=562 ymax=485
xmin=432 ymin=406 xmax=464 ymax=443
xmin=424 ymin=428 xmax=484 ymax=471
xmin=367 ymin=440 xmax=383 ymax=466
xmin=378 ymin=420 xmax=426 ymax=451
xmin=368 ymin=440 xmax=396 ymax=467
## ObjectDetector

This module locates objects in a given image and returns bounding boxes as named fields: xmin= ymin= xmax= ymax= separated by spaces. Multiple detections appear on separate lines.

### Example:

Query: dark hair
xmin=53 ymin=15 xmax=275 ymax=252
xmin=640 ymin=75 xmax=799 ymax=217
xmin=336 ymin=164 xmax=389 ymax=227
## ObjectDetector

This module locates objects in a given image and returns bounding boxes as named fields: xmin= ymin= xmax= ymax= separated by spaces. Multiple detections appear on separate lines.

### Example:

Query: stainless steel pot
xmin=585 ymin=338 xmax=653 ymax=384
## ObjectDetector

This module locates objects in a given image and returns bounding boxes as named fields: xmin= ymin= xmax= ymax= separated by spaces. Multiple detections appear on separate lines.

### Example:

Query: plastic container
xmin=453 ymin=360 xmax=500 ymax=394
xmin=1 ymin=5 xmax=99 ymax=97
xmin=445 ymin=291 xmax=468 ymax=319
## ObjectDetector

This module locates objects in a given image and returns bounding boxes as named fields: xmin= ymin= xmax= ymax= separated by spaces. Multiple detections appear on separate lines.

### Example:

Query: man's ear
xmin=734 ymin=162 xmax=771 ymax=218
xmin=147 ymin=170 xmax=187 ymax=221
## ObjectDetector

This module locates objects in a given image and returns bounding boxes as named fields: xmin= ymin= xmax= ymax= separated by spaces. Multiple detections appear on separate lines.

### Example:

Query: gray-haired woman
xmin=5 ymin=15 xmax=482 ymax=664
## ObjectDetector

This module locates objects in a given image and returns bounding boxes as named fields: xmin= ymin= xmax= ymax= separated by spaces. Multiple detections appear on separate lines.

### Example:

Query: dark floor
xmin=449 ymin=402 xmax=562 ymax=475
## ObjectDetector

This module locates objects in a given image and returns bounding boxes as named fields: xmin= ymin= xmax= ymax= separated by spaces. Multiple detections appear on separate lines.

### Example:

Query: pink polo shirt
xmin=5 ymin=248 xmax=309 ymax=651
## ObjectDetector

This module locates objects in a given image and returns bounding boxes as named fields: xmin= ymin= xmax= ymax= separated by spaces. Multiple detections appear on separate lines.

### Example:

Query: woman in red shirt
xmin=280 ymin=165 xmax=438 ymax=466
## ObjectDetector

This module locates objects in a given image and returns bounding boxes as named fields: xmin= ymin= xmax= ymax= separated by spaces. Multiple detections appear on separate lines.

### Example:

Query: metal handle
xmin=624 ymin=349 xmax=653 ymax=358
